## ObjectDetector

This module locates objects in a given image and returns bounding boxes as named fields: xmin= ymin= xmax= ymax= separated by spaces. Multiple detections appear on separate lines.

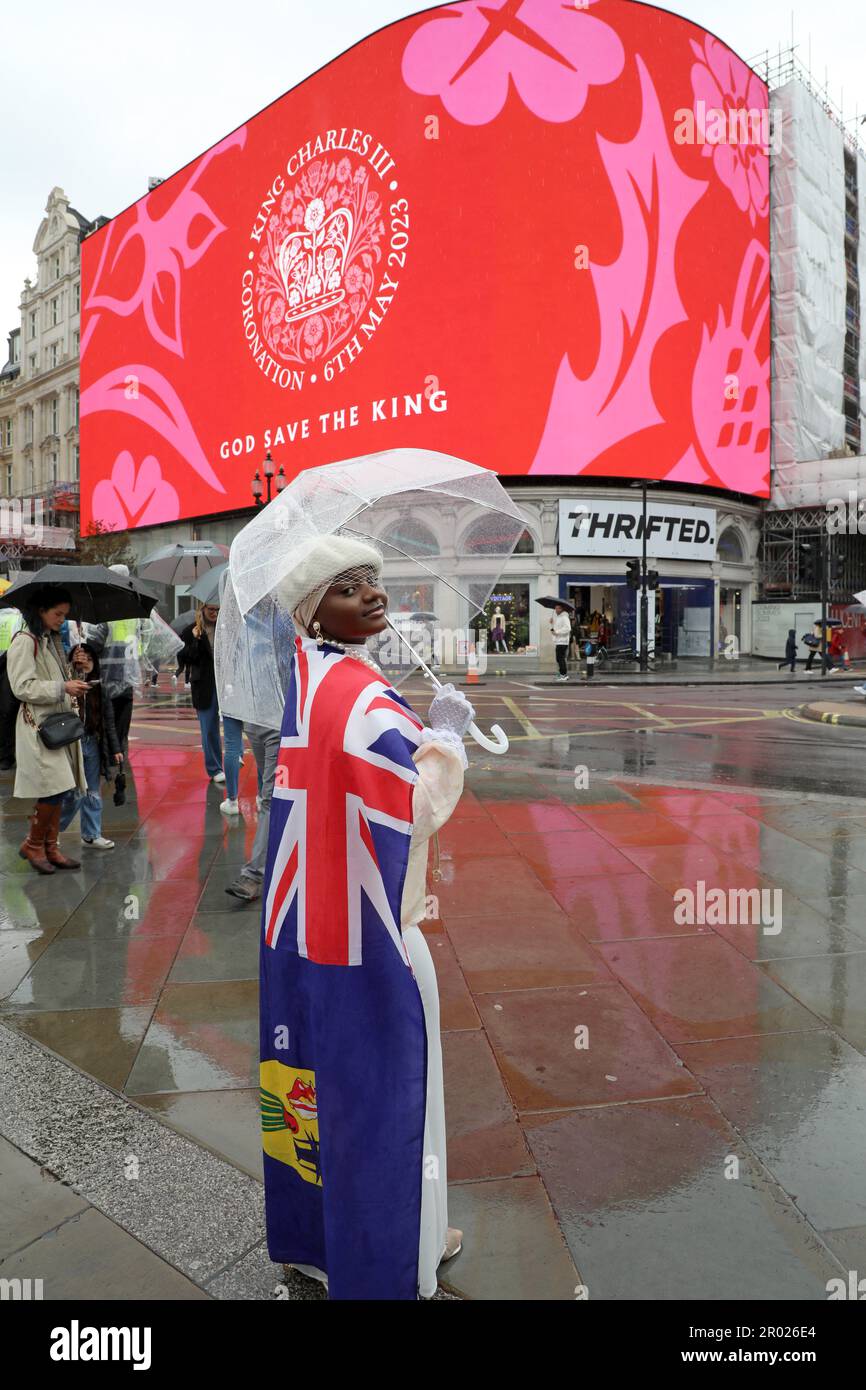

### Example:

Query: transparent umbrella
xmin=219 ymin=449 xmax=528 ymax=751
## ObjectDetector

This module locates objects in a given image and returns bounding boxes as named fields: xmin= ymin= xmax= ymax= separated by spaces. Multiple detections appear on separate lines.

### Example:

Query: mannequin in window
xmin=490 ymin=607 xmax=508 ymax=654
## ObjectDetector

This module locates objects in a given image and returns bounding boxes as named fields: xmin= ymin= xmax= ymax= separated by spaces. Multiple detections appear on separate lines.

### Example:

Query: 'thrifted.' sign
xmin=559 ymin=499 xmax=717 ymax=561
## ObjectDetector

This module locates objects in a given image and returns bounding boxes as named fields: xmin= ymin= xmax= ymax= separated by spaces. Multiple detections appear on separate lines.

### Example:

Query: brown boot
xmin=44 ymin=802 xmax=80 ymax=870
xmin=19 ymin=803 xmax=56 ymax=875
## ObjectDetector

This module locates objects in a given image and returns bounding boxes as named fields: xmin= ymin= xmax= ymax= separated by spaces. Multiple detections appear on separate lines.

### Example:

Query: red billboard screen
xmin=80 ymin=0 xmax=770 ymax=532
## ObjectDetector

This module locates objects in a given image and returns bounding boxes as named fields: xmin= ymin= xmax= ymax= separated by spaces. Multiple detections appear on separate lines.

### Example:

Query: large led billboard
xmin=80 ymin=0 xmax=770 ymax=531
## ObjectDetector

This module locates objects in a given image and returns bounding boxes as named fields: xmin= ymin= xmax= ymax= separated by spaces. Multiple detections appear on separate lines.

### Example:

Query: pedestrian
xmin=85 ymin=564 xmax=141 ymax=755
xmin=178 ymin=601 xmax=225 ymax=784
xmin=225 ymin=723 xmax=281 ymax=898
xmin=58 ymin=643 xmax=123 ymax=849
xmin=777 ymin=628 xmax=797 ymax=672
xmin=220 ymin=711 xmax=244 ymax=815
xmin=550 ymin=602 xmax=572 ymax=681
xmin=6 ymin=585 xmax=89 ymax=874
xmin=259 ymin=534 xmax=467 ymax=1298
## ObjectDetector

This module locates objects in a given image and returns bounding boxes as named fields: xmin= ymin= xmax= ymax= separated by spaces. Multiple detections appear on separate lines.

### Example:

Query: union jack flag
xmin=264 ymin=636 xmax=424 ymax=966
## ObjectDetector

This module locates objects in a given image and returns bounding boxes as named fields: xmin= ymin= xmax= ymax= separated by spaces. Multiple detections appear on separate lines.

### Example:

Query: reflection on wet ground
xmin=2 ymin=714 xmax=866 ymax=1299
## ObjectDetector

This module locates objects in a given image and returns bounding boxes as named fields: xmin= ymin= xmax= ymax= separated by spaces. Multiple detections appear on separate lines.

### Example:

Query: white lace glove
xmin=420 ymin=683 xmax=475 ymax=768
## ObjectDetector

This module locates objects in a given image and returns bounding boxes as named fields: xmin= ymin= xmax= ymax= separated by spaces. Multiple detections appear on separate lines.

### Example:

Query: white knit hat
xmin=275 ymin=534 xmax=383 ymax=632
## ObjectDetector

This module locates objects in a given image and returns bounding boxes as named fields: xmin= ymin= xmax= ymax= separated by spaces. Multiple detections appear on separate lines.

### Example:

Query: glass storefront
xmin=471 ymin=583 xmax=532 ymax=652
xmin=562 ymin=576 xmax=715 ymax=657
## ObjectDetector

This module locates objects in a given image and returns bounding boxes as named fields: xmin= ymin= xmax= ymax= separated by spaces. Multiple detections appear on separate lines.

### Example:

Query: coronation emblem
xmin=241 ymin=127 xmax=408 ymax=390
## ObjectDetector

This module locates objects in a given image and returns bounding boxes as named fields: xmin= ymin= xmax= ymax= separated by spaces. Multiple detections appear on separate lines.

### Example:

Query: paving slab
xmin=0 ymin=1206 xmax=212 ymax=1300
xmin=124 ymin=980 xmax=258 ymax=1094
xmin=524 ymin=1096 xmax=845 ymax=1301
xmin=442 ymin=1176 xmax=580 ymax=1301
xmin=477 ymin=983 xmax=698 ymax=1111
xmin=678 ymin=1030 xmax=866 ymax=1232
xmin=2 ymin=1007 xmax=154 ymax=1091
xmin=0 ymin=1134 xmax=88 ymax=1258
xmin=597 ymin=935 xmax=824 ymax=1043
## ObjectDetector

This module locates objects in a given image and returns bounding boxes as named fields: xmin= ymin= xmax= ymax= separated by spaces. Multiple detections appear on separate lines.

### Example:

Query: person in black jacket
xmin=59 ymin=643 xmax=123 ymax=849
xmin=178 ymin=602 xmax=225 ymax=782
xmin=777 ymin=629 xmax=797 ymax=673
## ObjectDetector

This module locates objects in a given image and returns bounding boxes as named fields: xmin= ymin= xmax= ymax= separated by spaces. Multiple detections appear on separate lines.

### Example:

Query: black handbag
xmin=37 ymin=711 xmax=85 ymax=749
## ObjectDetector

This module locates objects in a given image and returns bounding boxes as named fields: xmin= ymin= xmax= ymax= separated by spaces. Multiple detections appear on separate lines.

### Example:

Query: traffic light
xmin=828 ymin=549 xmax=846 ymax=588
xmin=626 ymin=559 xmax=641 ymax=590
xmin=646 ymin=569 xmax=659 ymax=590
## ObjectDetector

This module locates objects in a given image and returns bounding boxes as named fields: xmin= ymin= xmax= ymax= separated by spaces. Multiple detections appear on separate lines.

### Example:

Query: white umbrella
xmin=221 ymin=449 xmax=528 ymax=752
xmin=137 ymin=541 xmax=229 ymax=587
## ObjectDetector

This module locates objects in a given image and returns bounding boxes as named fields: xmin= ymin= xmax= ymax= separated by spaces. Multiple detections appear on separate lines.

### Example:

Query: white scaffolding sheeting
xmin=859 ymin=148 xmax=866 ymax=443
xmin=770 ymin=81 xmax=846 ymax=480
xmin=769 ymin=453 xmax=866 ymax=509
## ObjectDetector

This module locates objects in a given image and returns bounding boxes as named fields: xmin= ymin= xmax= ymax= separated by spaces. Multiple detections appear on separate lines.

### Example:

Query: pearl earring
xmin=312 ymin=620 xmax=324 ymax=648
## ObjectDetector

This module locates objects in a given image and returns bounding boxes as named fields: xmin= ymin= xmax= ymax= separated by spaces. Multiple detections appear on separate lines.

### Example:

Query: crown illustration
xmin=277 ymin=198 xmax=354 ymax=323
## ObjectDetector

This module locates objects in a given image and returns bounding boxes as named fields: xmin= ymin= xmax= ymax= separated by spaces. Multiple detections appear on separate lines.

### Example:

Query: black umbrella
xmin=535 ymin=595 xmax=575 ymax=612
xmin=0 ymin=565 xmax=159 ymax=623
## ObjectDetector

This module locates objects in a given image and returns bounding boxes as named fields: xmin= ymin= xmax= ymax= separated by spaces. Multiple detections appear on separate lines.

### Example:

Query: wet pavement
xmin=2 ymin=677 xmax=866 ymax=1300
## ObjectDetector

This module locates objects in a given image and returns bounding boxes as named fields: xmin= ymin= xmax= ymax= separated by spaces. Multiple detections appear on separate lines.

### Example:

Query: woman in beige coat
xmin=7 ymin=585 xmax=89 ymax=874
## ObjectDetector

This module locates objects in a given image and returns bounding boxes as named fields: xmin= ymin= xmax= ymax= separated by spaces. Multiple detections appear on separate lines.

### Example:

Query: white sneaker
xmin=211 ymin=771 xmax=226 ymax=784
xmin=82 ymin=835 xmax=115 ymax=850
xmin=219 ymin=798 xmax=239 ymax=816
xmin=171 ymin=674 xmax=178 ymax=688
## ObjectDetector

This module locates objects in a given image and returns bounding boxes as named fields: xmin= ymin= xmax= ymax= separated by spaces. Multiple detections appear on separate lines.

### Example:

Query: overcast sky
xmin=2 ymin=0 xmax=864 ymax=342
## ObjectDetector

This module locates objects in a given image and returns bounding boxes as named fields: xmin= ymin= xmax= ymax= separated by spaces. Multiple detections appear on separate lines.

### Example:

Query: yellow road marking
xmin=500 ymin=696 xmax=541 ymax=739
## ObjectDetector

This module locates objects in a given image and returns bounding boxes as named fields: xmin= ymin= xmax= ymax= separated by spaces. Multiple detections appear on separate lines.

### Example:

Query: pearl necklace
xmin=317 ymin=635 xmax=382 ymax=676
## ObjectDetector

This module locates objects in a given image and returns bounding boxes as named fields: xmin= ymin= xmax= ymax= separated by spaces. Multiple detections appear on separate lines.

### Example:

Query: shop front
xmin=561 ymin=576 xmax=715 ymax=657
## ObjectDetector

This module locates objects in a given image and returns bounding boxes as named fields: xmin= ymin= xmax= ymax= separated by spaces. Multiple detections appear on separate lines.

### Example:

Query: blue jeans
xmin=196 ymin=697 xmax=223 ymax=777
xmin=242 ymin=725 xmax=280 ymax=880
xmin=60 ymin=734 xmax=103 ymax=841
xmin=222 ymin=715 xmax=244 ymax=800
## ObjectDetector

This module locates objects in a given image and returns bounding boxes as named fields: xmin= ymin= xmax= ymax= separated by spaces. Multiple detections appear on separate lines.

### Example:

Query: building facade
xmin=0 ymin=187 xmax=103 ymax=568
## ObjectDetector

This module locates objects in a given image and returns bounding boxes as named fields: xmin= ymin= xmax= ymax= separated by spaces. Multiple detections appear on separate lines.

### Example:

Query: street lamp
xmin=252 ymin=451 xmax=288 ymax=507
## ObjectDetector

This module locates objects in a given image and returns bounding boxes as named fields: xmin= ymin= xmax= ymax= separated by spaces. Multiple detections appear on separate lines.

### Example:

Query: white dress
xmin=289 ymin=737 xmax=464 ymax=1298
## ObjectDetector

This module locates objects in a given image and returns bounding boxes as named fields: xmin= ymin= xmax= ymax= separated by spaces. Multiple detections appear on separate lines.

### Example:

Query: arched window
xmin=464 ymin=521 xmax=535 ymax=556
xmin=380 ymin=517 xmax=440 ymax=558
xmin=515 ymin=529 xmax=535 ymax=554
xmin=717 ymin=527 xmax=745 ymax=562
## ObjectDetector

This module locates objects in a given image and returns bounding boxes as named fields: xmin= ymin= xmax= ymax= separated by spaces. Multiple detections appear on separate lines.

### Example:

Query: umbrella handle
xmin=383 ymin=617 xmax=510 ymax=756
xmin=466 ymin=720 xmax=509 ymax=755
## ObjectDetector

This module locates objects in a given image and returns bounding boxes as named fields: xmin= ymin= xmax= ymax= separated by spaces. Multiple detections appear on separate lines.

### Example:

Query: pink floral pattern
xmin=690 ymin=240 xmax=770 ymax=493
xmin=80 ymin=364 xmax=225 ymax=494
xmin=690 ymin=36 xmax=769 ymax=225
xmin=92 ymin=451 xmax=180 ymax=529
xmin=531 ymin=59 xmax=707 ymax=474
xmin=401 ymin=0 xmax=624 ymax=125
xmin=84 ymin=129 xmax=246 ymax=357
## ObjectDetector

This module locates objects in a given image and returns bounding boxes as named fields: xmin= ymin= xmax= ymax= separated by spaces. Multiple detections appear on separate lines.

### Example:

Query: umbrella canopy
xmin=0 ymin=564 xmax=159 ymax=623
xmin=169 ymin=609 xmax=197 ymax=635
xmin=187 ymin=562 xmax=228 ymax=607
xmin=535 ymin=595 xmax=574 ymax=612
xmin=137 ymin=541 xmax=228 ymax=587
xmin=220 ymin=449 xmax=527 ymax=750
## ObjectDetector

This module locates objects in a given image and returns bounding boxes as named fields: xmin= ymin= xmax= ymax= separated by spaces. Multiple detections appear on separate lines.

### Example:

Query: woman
xmin=259 ymin=534 xmax=472 ymax=1300
xmin=58 ymin=643 xmax=123 ymax=849
xmin=7 ymin=586 xmax=89 ymax=875
xmin=178 ymin=602 xmax=226 ymax=785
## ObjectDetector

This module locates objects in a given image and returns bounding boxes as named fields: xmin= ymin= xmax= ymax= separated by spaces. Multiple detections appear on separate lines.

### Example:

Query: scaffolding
xmin=749 ymin=44 xmax=864 ymax=157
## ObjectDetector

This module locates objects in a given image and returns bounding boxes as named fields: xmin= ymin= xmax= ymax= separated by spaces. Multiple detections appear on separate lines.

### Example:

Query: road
xmin=133 ymin=677 xmax=866 ymax=800
xmin=405 ymin=679 xmax=866 ymax=801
